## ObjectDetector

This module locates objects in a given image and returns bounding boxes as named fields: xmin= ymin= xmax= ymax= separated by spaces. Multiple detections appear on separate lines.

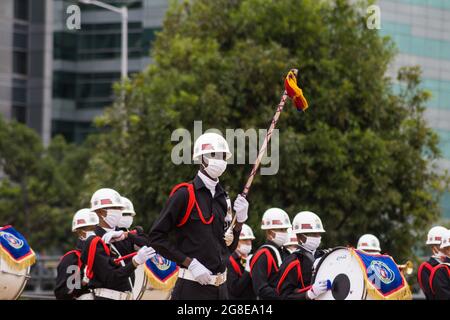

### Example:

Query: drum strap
xmin=417 ymin=262 xmax=433 ymax=292
xmin=86 ymin=237 xmax=110 ymax=279
xmin=169 ymin=182 xmax=214 ymax=227
xmin=261 ymin=244 xmax=282 ymax=268
xmin=229 ymin=255 xmax=243 ymax=277
xmin=61 ymin=250 xmax=82 ymax=269
xmin=429 ymin=263 xmax=450 ymax=295
xmin=276 ymin=259 xmax=306 ymax=295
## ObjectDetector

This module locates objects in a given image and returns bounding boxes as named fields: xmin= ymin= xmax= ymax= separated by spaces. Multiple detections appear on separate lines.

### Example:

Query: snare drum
xmin=0 ymin=256 xmax=30 ymax=300
xmin=132 ymin=264 xmax=172 ymax=300
xmin=313 ymin=247 xmax=368 ymax=300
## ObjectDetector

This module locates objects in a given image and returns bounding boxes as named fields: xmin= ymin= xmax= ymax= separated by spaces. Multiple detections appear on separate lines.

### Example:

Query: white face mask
xmin=238 ymin=244 xmax=252 ymax=256
xmin=103 ymin=209 xmax=122 ymax=228
xmin=434 ymin=251 xmax=447 ymax=262
xmin=302 ymin=236 xmax=321 ymax=252
xmin=80 ymin=231 xmax=96 ymax=241
xmin=204 ymin=158 xmax=227 ymax=179
xmin=118 ymin=216 xmax=133 ymax=229
xmin=271 ymin=232 xmax=289 ymax=247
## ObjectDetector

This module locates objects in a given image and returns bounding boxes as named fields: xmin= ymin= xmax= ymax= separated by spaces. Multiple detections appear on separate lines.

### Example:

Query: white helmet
xmin=90 ymin=188 xmax=124 ymax=211
xmin=193 ymin=132 xmax=232 ymax=161
xmin=284 ymin=229 xmax=299 ymax=246
xmin=239 ymin=224 xmax=255 ymax=240
xmin=261 ymin=208 xmax=292 ymax=230
xmin=357 ymin=234 xmax=381 ymax=252
xmin=426 ymin=226 xmax=447 ymax=245
xmin=121 ymin=196 xmax=136 ymax=216
xmin=72 ymin=208 xmax=99 ymax=232
xmin=292 ymin=211 xmax=325 ymax=234
xmin=440 ymin=229 xmax=450 ymax=249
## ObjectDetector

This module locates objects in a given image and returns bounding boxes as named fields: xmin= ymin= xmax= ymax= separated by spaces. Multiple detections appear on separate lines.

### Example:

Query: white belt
xmin=93 ymin=288 xmax=132 ymax=300
xmin=76 ymin=292 xmax=94 ymax=300
xmin=178 ymin=268 xmax=227 ymax=287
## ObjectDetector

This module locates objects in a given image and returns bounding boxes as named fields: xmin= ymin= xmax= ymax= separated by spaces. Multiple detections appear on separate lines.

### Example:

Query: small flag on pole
xmin=284 ymin=69 xmax=309 ymax=111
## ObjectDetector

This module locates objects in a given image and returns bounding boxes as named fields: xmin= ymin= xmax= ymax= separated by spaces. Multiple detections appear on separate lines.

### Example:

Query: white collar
xmin=198 ymin=170 xmax=218 ymax=196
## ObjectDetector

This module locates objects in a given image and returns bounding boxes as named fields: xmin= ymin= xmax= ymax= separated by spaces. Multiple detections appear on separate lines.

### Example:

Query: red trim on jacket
xmin=229 ymin=255 xmax=243 ymax=277
xmin=86 ymin=236 xmax=110 ymax=279
xmin=250 ymin=248 xmax=278 ymax=277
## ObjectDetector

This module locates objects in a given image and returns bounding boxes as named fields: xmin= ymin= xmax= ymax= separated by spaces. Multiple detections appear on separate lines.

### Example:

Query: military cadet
xmin=283 ymin=229 xmax=300 ymax=254
xmin=54 ymin=209 xmax=96 ymax=300
xmin=357 ymin=234 xmax=381 ymax=254
xmin=117 ymin=196 xmax=150 ymax=246
xmin=90 ymin=189 xmax=149 ymax=257
xmin=148 ymin=132 xmax=248 ymax=300
xmin=276 ymin=211 xmax=330 ymax=300
xmin=227 ymin=224 xmax=256 ymax=300
xmin=429 ymin=229 xmax=450 ymax=300
xmin=418 ymin=226 xmax=447 ymax=299
xmin=250 ymin=208 xmax=291 ymax=300
xmin=80 ymin=230 xmax=155 ymax=300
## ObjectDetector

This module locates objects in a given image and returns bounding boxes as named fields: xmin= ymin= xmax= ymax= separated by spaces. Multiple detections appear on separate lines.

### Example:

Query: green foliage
xmin=0 ymin=117 xmax=92 ymax=252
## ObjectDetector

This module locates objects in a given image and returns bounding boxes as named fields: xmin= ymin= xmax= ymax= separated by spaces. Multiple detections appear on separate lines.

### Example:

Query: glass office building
xmin=378 ymin=0 xmax=450 ymax=219
xmin=52 ymin=0 xmax=167 ymax=142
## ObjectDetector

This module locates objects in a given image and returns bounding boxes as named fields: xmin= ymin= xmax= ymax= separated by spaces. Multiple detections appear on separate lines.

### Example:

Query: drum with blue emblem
xmin=312 ymin=247 xmax=411 ymax=300
xmin=0 ymin=256 xmax=30 ymax=300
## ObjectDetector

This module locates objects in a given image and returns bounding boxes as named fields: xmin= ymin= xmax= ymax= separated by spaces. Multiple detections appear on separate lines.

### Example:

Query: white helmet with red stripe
xmin=193 ymin=132 xmax=232 ymax=161
xmin=440 ymin=229 xmax=450 ymax=249
xmin=284 ymin=229 xmax=299 ymax=246
xmin=292 ymin=211 xmax=325 ymax=234
xmin=121 ymin=196 xmax=136 ymax=216
xmin=72 ymin=208 xmax=99 ymax=232
xmin=426 ymin=226 xmax=447 ymax=245
xmin=90 ymin=188 xmax=124 ymax=211
xmin=239 ymin=224 xmax=255 ymax=240
xmin=261 ymin=208 xmax=292 ymax=230
xmin=357 ymin=234 xmax=381 ymax=252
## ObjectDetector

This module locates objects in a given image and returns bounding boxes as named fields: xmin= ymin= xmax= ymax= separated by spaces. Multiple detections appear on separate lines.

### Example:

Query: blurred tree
xmin=25 ymin=0 xmax=447 ymax=262
xmin=0 ymin=117 xmax=92 ymax=252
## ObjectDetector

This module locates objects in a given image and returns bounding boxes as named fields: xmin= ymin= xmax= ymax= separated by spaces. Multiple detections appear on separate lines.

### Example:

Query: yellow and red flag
xmin=284 ymin=70 xmax=309 ymax=111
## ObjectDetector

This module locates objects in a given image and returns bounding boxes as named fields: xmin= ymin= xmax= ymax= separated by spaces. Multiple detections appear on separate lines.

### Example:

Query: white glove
xmin=224 ymin=227 xmax=234 ymax=246
xmin=188 ymin=258 xmax=212 ymax=285
xmin=233 ymin=195 xmax=249 ymax=223
xmin=132 ymin=246 xmax=156 ymax=265
xmin=102 ymin=230 xmax=125 ymax=244
xmin=307 ymin=279 xmax=330 ymax=300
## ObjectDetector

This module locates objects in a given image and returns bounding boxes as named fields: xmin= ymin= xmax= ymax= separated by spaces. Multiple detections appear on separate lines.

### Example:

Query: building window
xmin=12 ymin=106 xmax=27 ymax=123
xmin=14 ymin=0 xmax=29 ymax=21
xmin=13 ymin=51 xmax=27 ymax=75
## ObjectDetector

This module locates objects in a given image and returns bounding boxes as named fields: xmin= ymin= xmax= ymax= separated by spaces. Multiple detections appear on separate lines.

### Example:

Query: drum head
xmin=132 ymin=264 xmax=147 ymax=300
xmin=0 ymin=257 xmax=30 ymax=300
xmin=313 ymin=247 xmax=366 ymax=300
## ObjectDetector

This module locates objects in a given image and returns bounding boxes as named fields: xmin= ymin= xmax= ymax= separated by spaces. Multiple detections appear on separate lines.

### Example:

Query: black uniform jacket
xmin=54 ymin=240 xmax=90 ymax=300
xmin=148 ymin=174 xmax=240 ymax=273
xmin=418 ymin=257 xmax=440 ymax=300
xmin=430 ymin=257 xmax=450 ymax=300
xmin=276 ymin=247 xmax=315 ymax=300
xmin=226 ymin=252 xmax=256 ymax=300
xmin=80 ymin=235 xmax=136 ymax=292
xmin=250 ymin=240 xmax=287 ymax=300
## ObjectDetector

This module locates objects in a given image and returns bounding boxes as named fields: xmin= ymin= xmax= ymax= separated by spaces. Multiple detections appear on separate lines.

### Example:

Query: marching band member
xmin=429 ymin=229 xmax=450 ymax=300
xmin=90 ymin=189 xmax=149 ymax=255
xmin=80 ymin=231 xmax=155 ymax=300
xmin=148 ymin=133 xmax=247 ymax=300
xmin=357 ymin=234 xmax=381 ymax=254
xmin=250 ymin=208 xmax=291 ymax=300
xmin=283 ymin=229 xmax=300 ymax=254
xmin=117 ymin=196 xmax=150 ymax=247
xmin=227 ymin=224 xmax=256 ymax=300
xmin=418 ymin=226 xmax=448 ymax=299
xmin=276 ymin=211 xmax=330 ymax=300
xmin=54 ymin=208 xmax=97 ymax=300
